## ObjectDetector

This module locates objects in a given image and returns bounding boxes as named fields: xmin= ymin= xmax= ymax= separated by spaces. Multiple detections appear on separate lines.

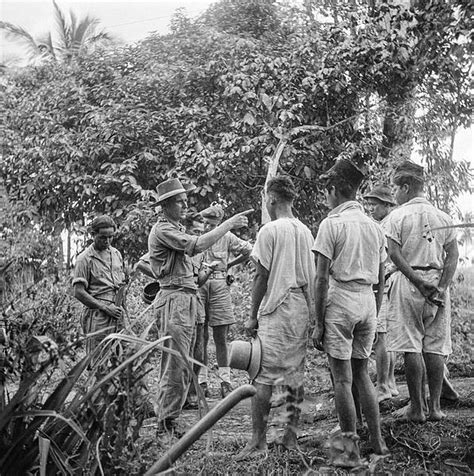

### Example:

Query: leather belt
xmin=412 ymin=266 xmax=440 ymax=271
xmin=160 ymin=285 xmax=197 ymax=294
xmin=209 ymin=271 xmax=227 ymax=280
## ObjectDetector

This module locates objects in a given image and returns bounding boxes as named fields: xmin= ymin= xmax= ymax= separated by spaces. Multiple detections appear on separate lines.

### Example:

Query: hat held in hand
xmin=228 ymin=337 xmax=262 ymax=380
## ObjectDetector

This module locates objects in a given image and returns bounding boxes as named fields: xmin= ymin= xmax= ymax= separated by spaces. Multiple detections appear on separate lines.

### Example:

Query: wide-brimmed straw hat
xmin=155 ymin=178 xmax=187 ymax=203
xmin=228 ymin=337 xmax=262 ymax=380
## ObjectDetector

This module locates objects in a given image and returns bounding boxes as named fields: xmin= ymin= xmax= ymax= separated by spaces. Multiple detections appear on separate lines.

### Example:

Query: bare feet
xmin=234 ymin=443 xmax=268 ymax=462
xmin=392 ymin=404 xmax=426 ymax=423
xmin=377 ymin=386 xmax=392 ymax=403
xmin=428 ymin=409 xmax=446 ymax=421
xmin=373 ymin=440 xmax=390 ymax=455
xmin=389 ymin=383 xmax=399 ymax=397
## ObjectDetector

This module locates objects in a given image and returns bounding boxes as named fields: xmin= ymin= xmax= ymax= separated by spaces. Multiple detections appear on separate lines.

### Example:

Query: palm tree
xmin=0 ymin=0 xmax=114 ymax=66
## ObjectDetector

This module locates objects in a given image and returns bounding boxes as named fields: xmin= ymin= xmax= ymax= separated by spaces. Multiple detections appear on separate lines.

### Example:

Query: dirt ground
xmin=138 ymin=370 xmax=473 ymax=475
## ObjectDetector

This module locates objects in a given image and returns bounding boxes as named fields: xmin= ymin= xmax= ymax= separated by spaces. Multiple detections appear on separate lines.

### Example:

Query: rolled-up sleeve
xmin=312 ymin=218 xmax=334 ymax=260
xmin=251 ymin=226 xmax=273 ymax=271
xmin=72 ymin=255 xmax=89 ymax=287
xmin=153 ymin=221 xmax=198 ymax=256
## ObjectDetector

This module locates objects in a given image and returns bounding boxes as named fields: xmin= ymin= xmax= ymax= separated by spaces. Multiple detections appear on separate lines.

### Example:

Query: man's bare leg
xmin=352 ymin=358 xmax=388 ymax=455
xmin=423 ymin=352 xmax=446 ymax=420
xmin=441 ymin=363 xmax=459 ymax=401
xmin=375 ymin=333 xmax=392 ymax=402
xmin=328 ymin=357 xmax=357 ymax=433
xmin=281 ymin=384 xmax=303 ymax=449
xmin=388 ymin=351 xmax=399 ymax=396
xmin=235 ymin=382 xmax=271 ymax=459
xmin=402 ymin=352 xmax=426 ymax=422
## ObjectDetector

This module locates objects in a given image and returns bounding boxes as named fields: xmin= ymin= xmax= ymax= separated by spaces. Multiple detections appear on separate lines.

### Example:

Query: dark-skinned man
xmin=73 ymin=215 xmax=126 ymax=354
xmin=237 ymin=176 xmax=315 ymax=460
xmin=312 ymin=156 xmax=388 ymax=467
xmin=385 ymin=161 xmax=458 ymax=423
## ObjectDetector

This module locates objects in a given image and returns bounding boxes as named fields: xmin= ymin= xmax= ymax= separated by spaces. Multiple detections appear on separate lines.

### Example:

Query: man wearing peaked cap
xmin=197 ymin=203 xmax=253 ymax=399
xmin=312 ymin=158 xmax=388 ymax=465
xmin=384 ymin=160 xmax=459 ymax=423
xmin=148 ymin=177 xmax=253 ymax=435
xmin=320 ymin=157 xmax=366 ymax=190
xmin=363 ymin=184 xmax=399 ymax=402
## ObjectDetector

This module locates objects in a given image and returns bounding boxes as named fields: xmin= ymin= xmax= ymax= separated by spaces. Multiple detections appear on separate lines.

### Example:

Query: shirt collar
xmin=402 ymin=196 xmax=429 ymax=207
xmin=328 ymin=200 xmax=363 ymax=216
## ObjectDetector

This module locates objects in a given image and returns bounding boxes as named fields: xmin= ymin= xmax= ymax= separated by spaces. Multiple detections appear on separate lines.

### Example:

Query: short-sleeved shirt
xmin=312 ymin=201 xmax=386 ymax=285
xmin=73 ymin=244 xmax=125 ymax=302
xmin=251 ymin=217 xmax=316 ymax=315
xmin=148 ymin=216 xmax=198 ymax=289
xmin=384 ymin=197 xmax=456 ymax=269
xmin=202 ymin=232 xmax=252 ymax=273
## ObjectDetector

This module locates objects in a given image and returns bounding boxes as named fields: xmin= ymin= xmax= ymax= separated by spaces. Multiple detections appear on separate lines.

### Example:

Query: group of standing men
xmin=72 ymin=154 xmax=458 ymax=467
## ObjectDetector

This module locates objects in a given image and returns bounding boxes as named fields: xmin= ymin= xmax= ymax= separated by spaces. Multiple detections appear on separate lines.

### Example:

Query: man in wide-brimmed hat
xmin=363 ymin=184 xmax=399 ymax=402
xmin=197 ymin=203 xmax=253 ymax=399
xmin=235 ymin=175 xmax=315 ymax=461
xmin=384 ymin=160 xmax=458 ymax=423
xmin=312 ymin=155 xmax=388 ymax=466
xmin=148 ymin=178 xmax=252 ymax=435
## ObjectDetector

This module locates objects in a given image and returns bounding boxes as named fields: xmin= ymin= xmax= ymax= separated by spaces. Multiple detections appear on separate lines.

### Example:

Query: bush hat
xmin=321 ymin=157 xmax=365 ymax=190
xmin=393 ymin=160 xmax=424 ymax=183
xmin=155 ymin=178 xmax=187 ymax=203
xmin=200 ymin=203 xmax=225 ymax=223
xmin=363 ymin=184 xmax=396 ymax=206
xmin=228 ymin=336 xmax=262 ymax=380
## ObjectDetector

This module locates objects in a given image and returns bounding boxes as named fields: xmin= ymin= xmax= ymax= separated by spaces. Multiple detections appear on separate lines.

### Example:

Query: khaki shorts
xmin=386 ymin=270 xmax=451 ymax=355
xmin=323 ymin=283 xmax=376 ymax=360
xmin=199 ymin=279 xmax=235 ymax=327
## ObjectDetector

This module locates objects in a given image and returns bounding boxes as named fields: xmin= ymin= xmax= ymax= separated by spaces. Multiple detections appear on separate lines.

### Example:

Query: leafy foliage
xmin=1 ymin=0 xmax=471 ymax=260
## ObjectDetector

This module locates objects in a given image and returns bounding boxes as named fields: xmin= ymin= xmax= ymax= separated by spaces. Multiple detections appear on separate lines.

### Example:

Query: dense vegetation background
xmin=0 ymin=0 xmax=472 ymax=474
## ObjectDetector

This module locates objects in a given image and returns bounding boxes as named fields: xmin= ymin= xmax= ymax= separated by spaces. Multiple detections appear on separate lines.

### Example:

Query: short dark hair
xmin=266 ymin=175 xmax=297 ymax=202
xmin=325 ymin=176 xmax=357 ymax=199
xmin=393 ymin=175 xmax=424 ymax=193
xmin=90 ymin=215 xmax=116 ymax=234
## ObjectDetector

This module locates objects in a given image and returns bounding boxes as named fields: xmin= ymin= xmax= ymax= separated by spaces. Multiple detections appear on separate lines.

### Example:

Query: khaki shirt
xmin=202 ymin=232 xmax=252 ymax=273
xmin=384 ymin=197 xmax=456 ymax=269
xmin=313 ymin=201 xmax=386 ymax=285
xmin=148 ymin=216 xmax=198 ymax=288
xmin=73 ymin=244 xmax=125 ymax=302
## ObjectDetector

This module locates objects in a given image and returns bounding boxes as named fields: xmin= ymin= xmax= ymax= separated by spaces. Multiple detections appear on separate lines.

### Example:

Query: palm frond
xmin=71 ymin=15 xmax=99 ymax=55
xmin=53 ymin=0 xmax=72 ymax=51
xmin=0 ymin=21 xmax=42 ymax=59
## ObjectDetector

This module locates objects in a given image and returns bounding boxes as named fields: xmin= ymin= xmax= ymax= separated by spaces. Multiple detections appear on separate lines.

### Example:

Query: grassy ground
xmin=129 ymin=264 xmax=474 ymax=474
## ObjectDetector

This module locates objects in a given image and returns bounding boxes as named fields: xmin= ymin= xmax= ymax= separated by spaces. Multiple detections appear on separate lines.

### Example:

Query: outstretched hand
xmin=226 ymin=209 xmax=254 ymax=230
